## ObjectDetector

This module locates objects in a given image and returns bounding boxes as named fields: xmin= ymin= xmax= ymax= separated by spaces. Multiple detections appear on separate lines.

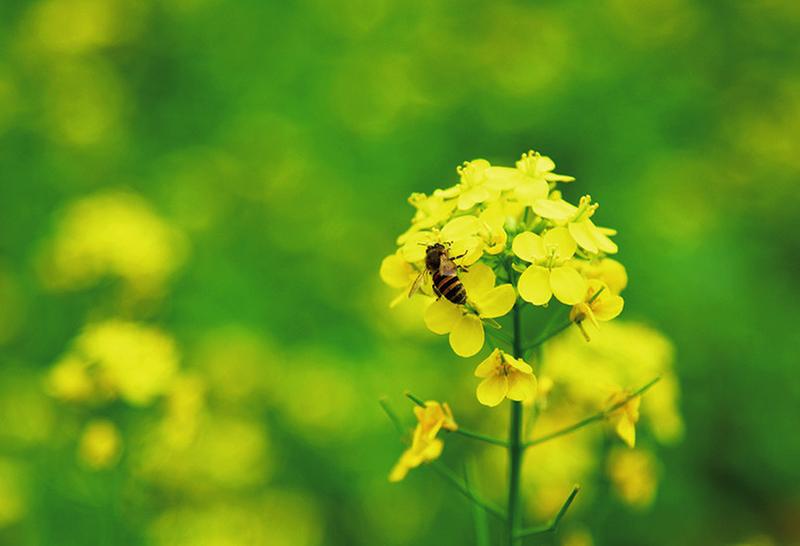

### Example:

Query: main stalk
xmin=507 ymin=302 xmax=525 ymax=545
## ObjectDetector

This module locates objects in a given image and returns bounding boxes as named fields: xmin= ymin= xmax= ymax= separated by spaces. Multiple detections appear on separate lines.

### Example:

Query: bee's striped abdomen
xmin=432 ymin=271 xmax=467 ymax=305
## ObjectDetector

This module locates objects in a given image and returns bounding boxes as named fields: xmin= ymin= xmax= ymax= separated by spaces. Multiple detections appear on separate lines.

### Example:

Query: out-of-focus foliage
xmin=0 ymin=0 xmax=798 ymax=545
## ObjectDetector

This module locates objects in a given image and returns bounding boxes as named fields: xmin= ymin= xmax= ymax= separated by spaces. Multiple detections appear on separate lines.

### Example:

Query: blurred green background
xmin=1 ymin=0 xmax=799 ymax=545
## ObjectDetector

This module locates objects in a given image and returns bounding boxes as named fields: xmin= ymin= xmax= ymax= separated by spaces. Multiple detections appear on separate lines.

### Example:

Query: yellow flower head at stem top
xmin=424 ymin=264 xmax=516 ymax=357
xmin=389 ymin=401 xmax=458 ymax=482
xmin=606 ymin=391 xmax=641 ymax=448
xmin=474 ymin=349 xmax=537 ymax=407
xmin=570 ymin=279 xmax=625 ymax=341
xmin=513 ymin=227 xmax=587 ymax=306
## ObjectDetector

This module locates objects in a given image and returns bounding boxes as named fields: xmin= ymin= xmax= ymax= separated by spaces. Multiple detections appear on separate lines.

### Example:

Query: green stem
xmin=514 ymin=485 xmax=580 ymax=539
xmin=507 ymin=302 xmax=525 ymax=546
xmin=525 ymin=376 xmax=661 ymax=448
xmin=454 ymin=427 xmax=509 ymax=448
xmin=430 ymin=462 xmax=506 ymax=520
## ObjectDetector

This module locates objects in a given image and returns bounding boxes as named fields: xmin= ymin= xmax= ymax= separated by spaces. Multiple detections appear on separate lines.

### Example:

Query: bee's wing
xmin=408 ymin=270 xmax=427 ymax=298
xmin=439 ymin=256 xmax=458 ymax=276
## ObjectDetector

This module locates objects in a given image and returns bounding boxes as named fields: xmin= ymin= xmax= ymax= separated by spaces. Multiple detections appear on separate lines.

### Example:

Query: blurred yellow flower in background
xmin=39 ymin=190 xmax=186 ymax=295
xmin=78 ymin=419 xmax=122 ymax=469
xmin=49 ymin=320 xmax=179 ymax=406
xmin=607 ymin=447 xmax=659 ymax=508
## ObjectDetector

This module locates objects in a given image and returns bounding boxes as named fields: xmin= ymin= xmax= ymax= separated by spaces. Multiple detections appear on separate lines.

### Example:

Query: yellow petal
xmin=485 ymin=166 xmax=523 ymax=190
xmin=514 ymin=179 xmax=549 ymax=206
xmin=504 ymin=354 xmax=533 ymax=374
xmin=595 ymin=293 xmax=624 ymax=321
xmin=543 ymin=227 xmax=577 ymax=260
xmin=421 ymin=438 xmax=444 ymax=460
xmin=518 ymin=265 xmax=552 ymax=305
xmin=389 ymin=460 xmax=410 ymax=482
xmin=616 ymin=417 xmax=636 ymax=448
xmin=476 ymin=374 xmax=508 ymax=407
xmin=401 ymin=231 xmax=434 ymax=262
xmin=441 ymin=215 xmax=480 ymax=241
xmin=424 ymin=298 xmax=461 ymax=334
xmin=532 ymin=199 xmax=577 ymax=222
xmin=474 ymin=284 xmax=516 ymax=318
xmin=507 ymin=372 xmax=537 ymax=403
xmin=568 ymin=221 xmax=598 ymax=254
xmin=449 ymin=314 xmax=484 ymax=357
xmin=512 ymin=232 xmax=545 ymax=263
xmin=475 ymin=349 xmax=502 ymax=378
xmin=460 ymin=263 xmax=495 ymax=297
xmin=549 ymin=266 xmax=586 ymax=305
xmin=379 ymin=254 xmax=414 ymax=288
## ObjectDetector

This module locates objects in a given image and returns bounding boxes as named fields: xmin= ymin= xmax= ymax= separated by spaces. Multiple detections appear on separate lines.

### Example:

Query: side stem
xmin=507 ymin=302 xmax=525 ymax=546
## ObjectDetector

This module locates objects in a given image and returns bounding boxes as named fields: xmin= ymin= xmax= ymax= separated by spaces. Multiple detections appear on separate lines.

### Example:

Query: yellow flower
xmin=448 ymin=159 xmax=500 ymax=210
xmin=389 ymin=401 xmax=457 ymax=482
xmin=397 ymin=192 xmax=458 ymax=244
xmin=76 ymin=320 xmax=179 ymax=405
xmin=570 ymin=279 xmax=625 ymax=341
xmin=607 ymin=447 xmax=659 ymax=508
xmin=424 ymin=264 xmax=516 ymax=357
xmin=474 ymin=349 xmax=537 ymax=407
xmin=513 ymin=150 xmax=574 ymax=206
xmin=40 ymin=190 xmax=186 ymax=293
xmin=513 ymin=227 xmax=587 ymax=305
xmin=379 ymin=251 xmax=420 ymax=307
xmin=533 ymin=195 xmax=618 ymax=255
xmin=575 ymin=258 xmax=628 ymax=293
xmin=79 ymin=419 xmax=122 ymax=469
xmin=46 ymin=355 xmax=94 ymax=402
xmin=400 ymin=215 xmax=485 ymax=267
xmin=516 ymin=150 xmax=575 ymax=183
xmin=606 ymin=391 xmax=641 ymax=447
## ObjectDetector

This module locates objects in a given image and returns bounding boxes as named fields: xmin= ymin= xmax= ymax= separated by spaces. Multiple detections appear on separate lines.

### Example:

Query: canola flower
xmin=380 ymin=149 xmax=672 ymax=545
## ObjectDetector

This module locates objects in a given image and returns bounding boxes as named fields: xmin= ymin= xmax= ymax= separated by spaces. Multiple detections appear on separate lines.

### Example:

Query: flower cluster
xmin=389 ymin=401 xmax=458 ymax=482
xmin=380 ymin=150 xmax=626 ymax=360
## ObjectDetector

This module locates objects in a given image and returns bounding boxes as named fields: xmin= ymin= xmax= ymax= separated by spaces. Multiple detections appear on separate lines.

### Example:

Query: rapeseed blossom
xmin=474 ymin=349 xmax=537 ymax=407
xmin=389 ymin=401 xmax=457 ymax=482
xmin=381 ymin=149 xmax=624 ymax=361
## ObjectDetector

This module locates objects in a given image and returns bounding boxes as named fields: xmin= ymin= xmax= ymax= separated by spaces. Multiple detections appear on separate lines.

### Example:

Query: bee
xmin=409 ymin=243 xmax=467 ymax=305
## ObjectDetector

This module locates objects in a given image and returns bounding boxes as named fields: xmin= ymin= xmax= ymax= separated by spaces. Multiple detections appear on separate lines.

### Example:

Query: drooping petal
xmin=504 ymin=354 xmax=533 ymax=374
xmin=512 ymin=232 xmax=546 ymax=263
xmin=449 ymin=314 xmax=484 ymax=357
xmin=615 ymin=417 xmax=636 ymax=448
xmin=460 ymin=263 xmax=495 ymax=297
xmin=476 ymin=374 xmax=508 ymax=407
xmin=532 ymin=199 xmax=577 ymax=222
xmin=475 ymin=349 xmax=502 ymax=378
xmin=506 ymin=372 xmax=537 ymax=403
xmin=549 ymin=266 xmax=587 ymax=305
xmin=568 ymin=221 xmax=599 ymax=254
xmin=474 ymin=284 xmax=516 ymax=318
xmin=595 ymin=293 xmax=624 ymax=321
xmin=517 ymin=265 xmax=552 ymax=305
xmin=424 ymin=298 xmax=461 ymax=334
xmin=543 ymin=227 xmax=577 ymax=260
